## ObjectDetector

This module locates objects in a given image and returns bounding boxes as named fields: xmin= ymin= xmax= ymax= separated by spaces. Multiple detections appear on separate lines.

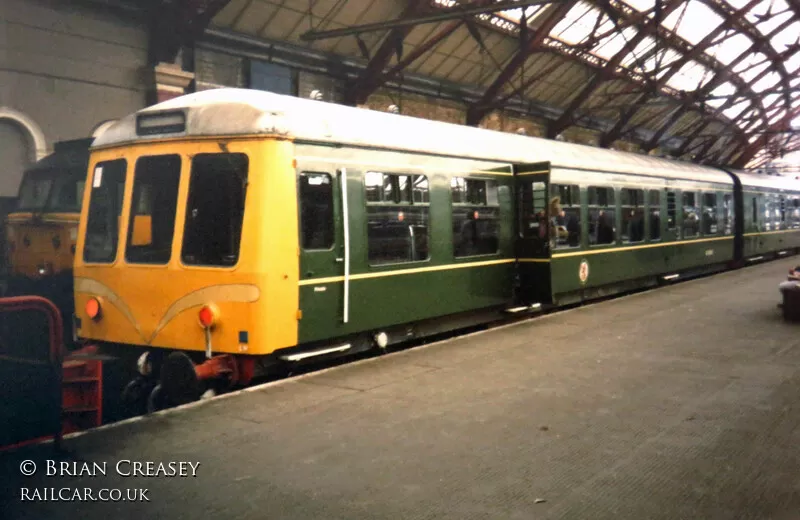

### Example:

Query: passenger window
xmin=764 ymin=195 xmax=774 ymax=231
xmin=666 ymin=190 xmax=677 ymax=231
xmin=84 ymin=159 xmax=127 ymax=263
xmin=550 ymin=184 xmax=581 ymax=249
xmin=588 ymin=186 xmax=615 ymax=246
xmin=648 ymin=190 xmax=661 ymax=241
xmin=299 ymin=173 xmax=334 ymax=250
xmin=682 ymin=192 xmax=699 ymax=238
xmin=521 ymin=180 xmax=548 ymax=242
xmin=182 ymin=153 xmax=248 ymax=267
xmin=452 ymin=177 xmax=499 ymax=257
xmin=702 ymin=193 xmax=718 ymax=235
xmin=779 ymin=196 xmax=787 ymax=230
xmin=723 ymin=193 xmax=733 ymax=235
xmin=752 ymin=196 xmax=758 ymax=227
xmin=621 ymin=188 xmax=644 ymax=244
xmin=792 ymin=198 xmax=800 ymax=229
xmin=125 ymin=155 xmax=181 ymax=264
xmin=365 ymin=172 xmax=429 ymax=265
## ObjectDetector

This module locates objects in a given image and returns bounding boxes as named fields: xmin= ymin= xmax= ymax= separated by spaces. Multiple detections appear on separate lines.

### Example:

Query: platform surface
xmin=3 ymin=259 xmax=800 ymax=519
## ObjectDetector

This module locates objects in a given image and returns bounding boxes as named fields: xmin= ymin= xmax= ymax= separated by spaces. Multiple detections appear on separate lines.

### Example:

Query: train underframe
xmin=88 ymin=245 xmax=798 ymax=419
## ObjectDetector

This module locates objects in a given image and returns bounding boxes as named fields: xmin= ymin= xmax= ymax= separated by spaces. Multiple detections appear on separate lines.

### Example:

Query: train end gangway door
xmin=513 ymin=163 xmax=552 ymax=305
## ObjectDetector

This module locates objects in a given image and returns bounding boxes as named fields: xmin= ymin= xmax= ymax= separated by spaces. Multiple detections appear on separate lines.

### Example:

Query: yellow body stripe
xmin=551 ymin=235 xmax=735 ymax=258
xmin=298 ymin=258 xmax=515 ymax=285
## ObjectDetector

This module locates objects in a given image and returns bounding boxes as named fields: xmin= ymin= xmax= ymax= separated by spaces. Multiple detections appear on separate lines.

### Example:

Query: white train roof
xmin=95 ymin=88 xmax=742 ymax=186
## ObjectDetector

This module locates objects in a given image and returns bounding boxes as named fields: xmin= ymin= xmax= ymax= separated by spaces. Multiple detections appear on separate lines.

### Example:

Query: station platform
xmin=3 ymin=259 xmax=800 ymax=519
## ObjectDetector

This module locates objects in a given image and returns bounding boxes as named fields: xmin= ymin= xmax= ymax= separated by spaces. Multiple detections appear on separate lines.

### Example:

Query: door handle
xmin=335 ymin=257 xmax=344 ymax=263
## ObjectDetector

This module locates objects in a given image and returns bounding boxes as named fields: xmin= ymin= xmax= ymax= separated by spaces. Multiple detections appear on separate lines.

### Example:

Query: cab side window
xmin=299 ymin=173 xmax=334 ymax=250
xmin=84 ymin=159 xmax=127 ymax=263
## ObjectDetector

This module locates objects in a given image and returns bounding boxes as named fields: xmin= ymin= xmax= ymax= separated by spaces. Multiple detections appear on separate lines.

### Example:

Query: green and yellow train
xmin=71 ymin=88 xmax=800 ymax=411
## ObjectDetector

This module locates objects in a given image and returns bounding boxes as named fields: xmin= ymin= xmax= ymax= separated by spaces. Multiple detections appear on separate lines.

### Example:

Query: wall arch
xmin=0 ymin=107 xmax=48 ymax=160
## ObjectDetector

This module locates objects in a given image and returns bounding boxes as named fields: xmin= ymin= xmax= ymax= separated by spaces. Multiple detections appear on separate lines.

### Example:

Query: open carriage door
xmin=513 ymin=163 xmax=553 ymax=306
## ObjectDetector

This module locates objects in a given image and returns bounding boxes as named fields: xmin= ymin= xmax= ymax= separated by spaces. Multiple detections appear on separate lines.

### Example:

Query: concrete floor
xmin=2 ymin=259 xmax=800 ymax=519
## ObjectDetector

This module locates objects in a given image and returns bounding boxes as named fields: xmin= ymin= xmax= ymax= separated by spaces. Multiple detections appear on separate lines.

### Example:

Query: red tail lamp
xmin=198 ymin=304 xmax=219 ymax=329
xmin=86 ymin=297 xmax=102 ymax=321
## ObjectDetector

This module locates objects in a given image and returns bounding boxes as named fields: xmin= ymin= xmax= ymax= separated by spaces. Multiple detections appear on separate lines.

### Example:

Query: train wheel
xmin=121 ymin=377 xmax=155 ymax=417
xmin=146 ymin=384 xmax=166 ymax=414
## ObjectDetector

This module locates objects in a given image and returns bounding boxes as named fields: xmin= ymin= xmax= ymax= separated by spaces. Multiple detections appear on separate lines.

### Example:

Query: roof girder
xmin=649 ymin=12 xmax=800 ymax=157
xmin=465 ymin=1 xmax=578 ymax=126
xmin=598 ymin=0 xmax=762 ymax=148
xmin=545 ymin=0 xmax=686 ymax=139
xmin=343 ymin=0 xmax=431 ymax=106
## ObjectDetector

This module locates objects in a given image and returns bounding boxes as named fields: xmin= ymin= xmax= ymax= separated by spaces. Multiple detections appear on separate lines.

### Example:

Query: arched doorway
xmin=0 ymin=108 xmax=47 ymax=198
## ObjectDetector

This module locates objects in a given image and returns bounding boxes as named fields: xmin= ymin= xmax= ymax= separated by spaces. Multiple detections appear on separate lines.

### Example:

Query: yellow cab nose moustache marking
xmin=74 ymin=277 xmax=145 ymax=340
xmin=149 ymin=284 xmax=261 ymax=343
xmin=75 ymin=279 xmax=261 ymax=345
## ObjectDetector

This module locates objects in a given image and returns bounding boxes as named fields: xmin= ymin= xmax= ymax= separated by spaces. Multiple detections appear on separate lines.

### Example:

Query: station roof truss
xmin=141 ymin=0 xmax=800 ymax=170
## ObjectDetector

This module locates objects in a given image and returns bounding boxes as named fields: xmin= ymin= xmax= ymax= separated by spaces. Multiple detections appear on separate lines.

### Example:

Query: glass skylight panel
xmin=769 ymin=110 xmax=786 ymax=125
xmin=620 ymin=36 xmax=656 ymax=68
xmin=592 ymin=27 xmax=639 ymax=60
xmin=550 ymin=3 xmax=597 ymax=45
xmin=723 ymin=100 xmax=750 ymax=120
xmin=496 ymin=4 xmax=546 ymax=23
xmin=710 ymin=81 xmax=736 ymax=99
xmin=757 ymin=11 xmax=793 ymax=36
xmin=771 ymin=22 xmax=800 ymax=53
xmin=725 ymin=0 xmax=753 ymax=9
xmin=751 ymin=71 xmax=781 ymax=93
xmin=746 ymin=0 xmax=789 ymax=24
xmin=666 ymin=60 xmax=711 ymax=92
xmin=705 ymin=33 xmax=753 ymax=65
xmin=620 ymin=0 xmax=654 ymax=12
xmin=641 ymin=47 xmax=682 ymax=74
xmin=763 ymin=92 xmax=782 ymax=109
xmin=662 ymin=2 xmax=723 ymax=44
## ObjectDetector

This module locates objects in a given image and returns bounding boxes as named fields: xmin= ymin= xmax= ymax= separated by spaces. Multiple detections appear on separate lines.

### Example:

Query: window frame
xmin=82 ymin=158 xmax=128 ymax=265
xmin=298 ymin=171 xmax=335 ymax=252
xmin=587 ymin=185 xmax=616 ymax=247
xmin=363 ymin=171 xmax=431 ymax=266
xmin=180 ymin=152 xmax=249 ymax=269
xmin=648 ymin=189 xmax=662 ymax=242
xmin=620 ymin=187 xmax=645 ymax=244
xmin=550 ymin=183 xmax=582 ymax=250
xmin=451 ymin=176 xmax=501 ymax=258
xmin=124 ymin=154 xmax=182 ymax=266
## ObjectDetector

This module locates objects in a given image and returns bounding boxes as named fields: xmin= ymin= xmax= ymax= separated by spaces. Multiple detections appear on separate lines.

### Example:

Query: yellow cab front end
xmin=6 ymin=212 xmax=79 ymax=279
xmin=74 ymin=136 xmax=300 ymax=411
